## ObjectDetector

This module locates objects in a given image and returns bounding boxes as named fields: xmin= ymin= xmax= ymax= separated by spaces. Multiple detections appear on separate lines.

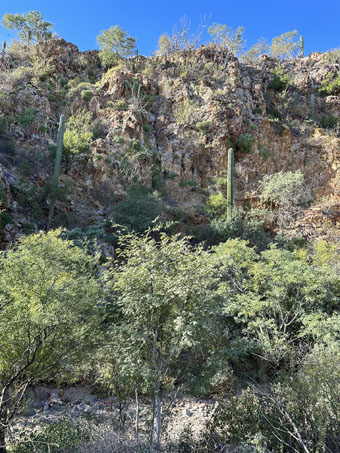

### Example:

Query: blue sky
xmin=0 ymin=0 xmax=339 ymax=56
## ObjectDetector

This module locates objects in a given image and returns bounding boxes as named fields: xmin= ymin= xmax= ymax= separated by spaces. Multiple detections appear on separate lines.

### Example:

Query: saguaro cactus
xmin=300 ymin=36 xmax=304 ymax=58
xmin=227 ymin=147 xmax=234 ymax=219
xmin=311 ymin=93 xmax=315 ymax=121
xmin=47 ymin=114 xmax=65 ymax=229
xmin=1 ymin=41 xmax=6 ymax=61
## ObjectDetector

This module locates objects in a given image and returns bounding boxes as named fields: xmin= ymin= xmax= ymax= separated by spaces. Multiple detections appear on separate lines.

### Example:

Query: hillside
xmin=0 ymin=38 xmax=340 ymax=248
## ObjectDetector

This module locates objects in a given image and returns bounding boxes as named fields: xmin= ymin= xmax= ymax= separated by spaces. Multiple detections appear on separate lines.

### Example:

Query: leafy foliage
xmin=270 ymin=30 xmax=300 ymax=60
xmin=97 ymin=25 xmax=136 ymax=68
xmin=208 ymin=23 xmax=245 ymax=55
xmin=2 ymin=11 xmax=53 ymax=44
xmin=110 ymin=187 xmax=165 ymax=233
xmin=63 ymin=110 xmax=93 ymax=154
xmin=258 ymin=170 xmax=307 ymax=229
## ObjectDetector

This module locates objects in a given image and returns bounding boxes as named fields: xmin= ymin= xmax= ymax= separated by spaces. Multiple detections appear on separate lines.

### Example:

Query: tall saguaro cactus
xmin=47 ymin=114 xmax=65 ymax=230
xmin=300 ymin=36 xmax=304 ymax=58
xmin=227 ymin=147 xmax=234 ymax=219
xmin=311 ymin=93 xmax=315 ymax=121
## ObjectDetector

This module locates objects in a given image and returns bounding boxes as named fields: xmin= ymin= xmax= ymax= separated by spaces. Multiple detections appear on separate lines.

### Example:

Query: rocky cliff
xmin=0 ymin=38 xmax=339 ymax=247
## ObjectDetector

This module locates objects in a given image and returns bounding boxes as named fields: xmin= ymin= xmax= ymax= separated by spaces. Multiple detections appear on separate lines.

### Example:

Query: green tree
xmin=102 ymin=226 xmax=217 ymax=450
xmin=208 ymin=23 xmax=245 ymax=55
xmin=2 ymin=11 xmax=53 ymax=45
xmin=213 ymin=239 xmax=338 ymax=368
xmin=96 ymin=25 xmax=136 ymax=68
xmin=270 ymin=30 xmax=300 ymax=60
xmin=156 ymin=16 xmax=203 ymax=55
xmin=0 ymin=230 xmax=104 ymax=452
xmin=240 ymin=38 xmax=269 ymax=64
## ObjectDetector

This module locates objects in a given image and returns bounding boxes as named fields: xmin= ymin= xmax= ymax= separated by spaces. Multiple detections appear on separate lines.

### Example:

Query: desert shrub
xmin=204 ymin=347 xmax=340 ymax=452
xmin=16 ymin=107 xmax=37 ymax=129
xmin=11 ymin=421 xmax=89 ymax=453
xmin=113 ymin=99 xmax=127 ymax=111
xmin=64 ymin=110 xmax=93 ymax=154
xmin=196 ymin=120 xmax=211 ymax=134
xmin=319 ymin=72 xmax=340 ymax=96
xmin=110 ymin=187 xmax=165 ymax=232
xmin=81 ymin=89 xmax=93 ymax=102
xmin=173 ymin=98 xmax=197 ymax=125
xmin=268 ymin=65 xmax=291 ymax=92
xmin=258 ymin=170 xmax=307 ymax=228
xmin=179 ymin=179 xmax=198 ymax=188
xmin=321 ymin=48 xmax=340 ymax=64
xmin=236 ymin=133 xmax=254 ymax=153
xmin=198 ymin=207 xmax=271 ymax=250
xmin=320 ymin=113 xmax=339 ymax=129
xmin=269 ymin=30 xmax=300 ymax=60
xmin=0 ymin=115 xmax=15 ymax=134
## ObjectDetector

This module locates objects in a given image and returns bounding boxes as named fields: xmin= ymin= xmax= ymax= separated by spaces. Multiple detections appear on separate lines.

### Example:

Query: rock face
xmin=0 ymin=39 xmax=340 ymax=240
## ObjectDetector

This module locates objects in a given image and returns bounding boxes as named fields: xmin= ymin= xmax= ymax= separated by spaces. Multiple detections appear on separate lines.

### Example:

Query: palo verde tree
xmin=270 ymin=30 xmax=300 ymax=60
xmin=208 ymin=23 xmax=245 ymax=55
xmin=102 ymin=225 xmax=218 ymax=451
xmin=0 ymin=230 xmax=104 ymax=452
xmin=96 ymin=25 xmax=136 ymax=68
xmin=2 ymin=11 xmax=53 ymax=45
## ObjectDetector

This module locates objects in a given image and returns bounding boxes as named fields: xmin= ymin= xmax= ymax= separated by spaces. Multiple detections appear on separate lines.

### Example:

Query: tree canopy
xmin=2 ymin=11 xmax=53 ymax=44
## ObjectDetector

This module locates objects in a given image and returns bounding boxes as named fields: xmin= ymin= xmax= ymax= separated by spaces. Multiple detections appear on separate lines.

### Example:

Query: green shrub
xmin=196 ymin=120 xmax=211 ymax=134
xmin=113 ymin=135 xmax=124 ymax=144
xmin=268 ymin=65 xmax=291 ymax=92
xmin=64 ymin=110 xmax=93 ymax=154
xmin=237 ymin=133 xmax=254 ymax=153
xmin=179 ymin=179 xmax=198 ymax=188
xmin=320 ymin=113 xmax=339 ymax=129
xmin=111 ymin=187 xmax=165 ymax=232
xmin=319 ymin=72 xmax=340 ymax=96
xmin=81 ymin=89 xmax=94 ymax=102
xmin=16 ymin=108 xmax=37 ymax=129
xmin=12 ymin=421 xmax=89 ymax=452
xmin=258 ymin=170 xmax=306 ymax=228
xmin=203 ymin=347 xmax=340 ymax=452
xmin=113 ymin=99 xmax=127 ymax=111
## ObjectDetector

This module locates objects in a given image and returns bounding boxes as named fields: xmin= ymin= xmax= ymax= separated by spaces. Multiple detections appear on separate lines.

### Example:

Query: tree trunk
xmin=135 ymin=388 xmax=139 ymax=443
xmin=155 ymin=377 xmax=162 ymax=452
xmin=149 ymin=396 xmax=156 ymax=445
xmin=0 ymin=425 xmax=7 ymax=453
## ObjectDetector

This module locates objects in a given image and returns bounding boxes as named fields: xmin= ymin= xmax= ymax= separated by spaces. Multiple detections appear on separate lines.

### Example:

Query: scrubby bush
xmin=63 ymin=110 xmax=93 ymax=154
xmin=319 ymin=72 xmax=340 ymax=96
xmin=81 ymin=89 xmax=93 ymax=102
xmin=258 ymin=170 xmax=307 ymax=228
xmin=270 ymin=30 xmax=300 ymax=60
xmin=196 ymin=120 xmax=211 ymax=134
xmin=110 ymin=187 xmax=165 ymax=232
xmin=204 ymin=347 xmax=340 ymax=452
xmin=236 ymin=133 xmax=255 ymax=153
xmin=321 ymin=113 xmax=339 ymax=129
xmin=268 ymin=65 xmax=291 ymax=92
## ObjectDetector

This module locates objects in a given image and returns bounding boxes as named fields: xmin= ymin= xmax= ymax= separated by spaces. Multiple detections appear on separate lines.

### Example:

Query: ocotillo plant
xmin=300 ymin=36 xmax=304 ymax=58
xmin=227 ymin=147 xmax=234 ymax=219
xmin=311 ymin=93 xmax=315 ymax=121
xmin=47 ymin=114 xmax=65 ymax=229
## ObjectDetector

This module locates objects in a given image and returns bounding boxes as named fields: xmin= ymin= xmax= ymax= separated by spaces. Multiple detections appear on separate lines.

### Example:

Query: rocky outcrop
xmin=0 ymin=39 xmax=339 ymax=239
